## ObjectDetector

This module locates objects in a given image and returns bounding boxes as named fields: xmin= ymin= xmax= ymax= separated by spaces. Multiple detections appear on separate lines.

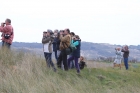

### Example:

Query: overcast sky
xmin=0 ymin=0 xmax=140 ymax=45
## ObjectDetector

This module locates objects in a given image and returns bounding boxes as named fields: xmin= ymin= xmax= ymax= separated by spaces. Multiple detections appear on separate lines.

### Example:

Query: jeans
xmin=68 ymin=56 xmax=80 ymax=73
xmin=44 ymin=52 xmax=56 ymax=71
xmin=57 ymin=50 xmax=61 ymax=58
xmin=124 ymin=58 xmax=128 ymax=70
xmin=57 ymin=49 xmax=68 ymax=71
xmin=2 ymin=41 xmax=11 ymax=49
xmin=68 ymin=55 xmax=75 ymax=69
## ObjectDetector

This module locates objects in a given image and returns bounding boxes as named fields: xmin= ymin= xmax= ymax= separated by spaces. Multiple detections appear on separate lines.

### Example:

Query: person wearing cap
xmin=42 ymin=29 xmax=56 ymax=72
xmin=57 ymin=29 xmax=71 ymax=71
xmin=0 ymin=18 xmax=14 ymax=48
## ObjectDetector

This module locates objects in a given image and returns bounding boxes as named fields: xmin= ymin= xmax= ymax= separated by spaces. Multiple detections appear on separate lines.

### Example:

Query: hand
xmin=49 ymin=41 xmax=51 ymax=43
xmin=43 ymin=33 xmax=46 ymax=37
xmin=1 ymin=23 xmax=5 ymax=27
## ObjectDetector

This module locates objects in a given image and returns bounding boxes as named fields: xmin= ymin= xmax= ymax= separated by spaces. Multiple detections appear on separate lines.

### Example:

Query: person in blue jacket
xmin=69 ymin=32 xmax=75 ymax=69
xmin=67 ymin=35 xmax=81 ymax=73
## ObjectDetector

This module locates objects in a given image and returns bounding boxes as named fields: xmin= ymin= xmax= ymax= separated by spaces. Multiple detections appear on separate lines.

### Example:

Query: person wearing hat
xmin=42 ymin=29 xmax=56 ymax=72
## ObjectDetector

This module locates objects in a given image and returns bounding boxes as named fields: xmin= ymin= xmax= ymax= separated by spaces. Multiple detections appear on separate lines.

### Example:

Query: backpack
xmin=62 ymin=42 xmax=76 ymax=55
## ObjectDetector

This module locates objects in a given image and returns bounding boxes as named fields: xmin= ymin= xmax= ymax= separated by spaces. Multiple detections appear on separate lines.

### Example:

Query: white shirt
xmin=44 ymin=43 xmax=49 ymax=53
xmin=115 ymin=50 xmax=122 ymax=59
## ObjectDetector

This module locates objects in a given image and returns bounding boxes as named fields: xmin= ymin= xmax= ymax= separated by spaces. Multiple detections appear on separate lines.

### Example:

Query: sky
xmin=0 ymin=0 xmax=140 ymax=45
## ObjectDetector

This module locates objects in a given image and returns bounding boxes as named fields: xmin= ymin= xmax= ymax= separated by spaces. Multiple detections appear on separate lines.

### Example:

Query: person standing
xmin=42 ymin=30 xmax=56 ymax=72
xmin=121 ymin=45 xmax=129 ymax=70
xmin=52 ymin=31 xmax=58 ymax=61
xmin=69 ymin=32 xmax=75 ymax=69
xmin=68 ymin=35 xmax=81 ymax=73
xmin=57 ymin=29 xmax=71 ymax=71
xmin=0 ymin=18 xmax=14 ymax=48
xmin=113 ymin=48 xmax=122 ymax=69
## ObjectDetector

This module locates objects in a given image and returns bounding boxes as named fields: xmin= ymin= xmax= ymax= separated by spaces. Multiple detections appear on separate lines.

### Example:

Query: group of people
xmin=113 ymin=45 xmax=129 ymax=70
xmin=0 ymin=18 xmax=86 ymax=74
xmin=42 ymin=29 xmax=86 ymax=73
xmin=0 ymin=18 xmax=130 ymax=73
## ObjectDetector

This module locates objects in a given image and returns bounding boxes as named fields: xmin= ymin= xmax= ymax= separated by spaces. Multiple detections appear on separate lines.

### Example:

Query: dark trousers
xmin=57 ymin=50 xmax=68 ymax=71
xmin=2 ymin=41 xmax=11 ymax=49
xmin=69 ymin=55 xmax=75 ymax=69
xmin=54 ymin=50 xmax=57 ymax=60
xmin=124 ymin=58 xmax=128 ymax=70
xmin=68 ymin=56 xmax=80 ymax=73
xmin=44 ymin=52 xmax=56 ymax=71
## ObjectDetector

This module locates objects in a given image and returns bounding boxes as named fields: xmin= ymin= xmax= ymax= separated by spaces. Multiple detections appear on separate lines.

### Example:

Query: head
xmin=54 ymin=29 xmax=58 ymax=33
xmin=54 ymin=32 xmax=58 ymax=37
xmin=47 ymin=29 xmax=53 ymax=36
xmin=64 ymin=28 xmax=70 ymax=35
xmin=59 ymin=30 xmax=64 ymax=35
xmin=124 ymin=45 xmax=129 ymax=50
xmin=74 ymin=35 xmax=80 ymax=40
xmin=43 ymin=32 xmax=47 ymax=36
xmin=5 ymin=18 xmax=11 ymax=25
xmin=80 ymin=56 xmax=84 ymax=61
xmin=117 ymin=47 xmax=121 ymax=51
xmin=70 ymin=32 xmax=75 ymax=37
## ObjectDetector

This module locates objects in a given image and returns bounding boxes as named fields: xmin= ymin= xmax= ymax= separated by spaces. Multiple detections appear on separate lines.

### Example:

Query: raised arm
xmin=60 ymin=35 xmax=70 ymax=42
xmin=42 ymin=37 xmax=51 ymax=44
xmin=0 ymin=25 xmax=11 ymax=33
xmin=72 ymin=40 xmax=79 ymax=46
xmin=121 ymin=49 xmax=129 ymax=53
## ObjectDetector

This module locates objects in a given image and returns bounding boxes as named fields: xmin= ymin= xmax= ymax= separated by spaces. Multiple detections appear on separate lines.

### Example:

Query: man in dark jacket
xmin=52 ymin=32 xmax=58 ymax=61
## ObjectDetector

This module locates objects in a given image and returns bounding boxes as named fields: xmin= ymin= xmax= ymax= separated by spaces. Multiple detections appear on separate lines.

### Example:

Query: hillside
xmin=0 ymin=49 xmax=140 ymax=93
xmin=2 ymin=42 xmax=140 ymax=61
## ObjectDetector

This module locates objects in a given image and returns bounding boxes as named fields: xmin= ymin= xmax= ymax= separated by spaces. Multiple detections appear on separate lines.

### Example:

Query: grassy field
xmin=0 ymin=49 xmax=140 ymax=93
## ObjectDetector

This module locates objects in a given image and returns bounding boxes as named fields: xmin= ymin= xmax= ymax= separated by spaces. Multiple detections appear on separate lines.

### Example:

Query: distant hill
xmin=1 ymin=42 xmax=140 ymax=62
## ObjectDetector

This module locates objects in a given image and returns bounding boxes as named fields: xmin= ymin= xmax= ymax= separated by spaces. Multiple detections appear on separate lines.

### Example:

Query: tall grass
xmin=0 ymin=48 xmax=140 ymax=93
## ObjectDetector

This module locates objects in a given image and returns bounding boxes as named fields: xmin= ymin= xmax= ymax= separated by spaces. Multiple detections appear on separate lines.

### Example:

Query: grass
xmin=0 ymin=48 xmax=140 ymax=93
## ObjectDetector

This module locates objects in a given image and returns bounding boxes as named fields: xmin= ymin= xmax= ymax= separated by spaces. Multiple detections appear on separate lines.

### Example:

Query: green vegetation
xmin=0 ymin=49 xmax=140 ymax=93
